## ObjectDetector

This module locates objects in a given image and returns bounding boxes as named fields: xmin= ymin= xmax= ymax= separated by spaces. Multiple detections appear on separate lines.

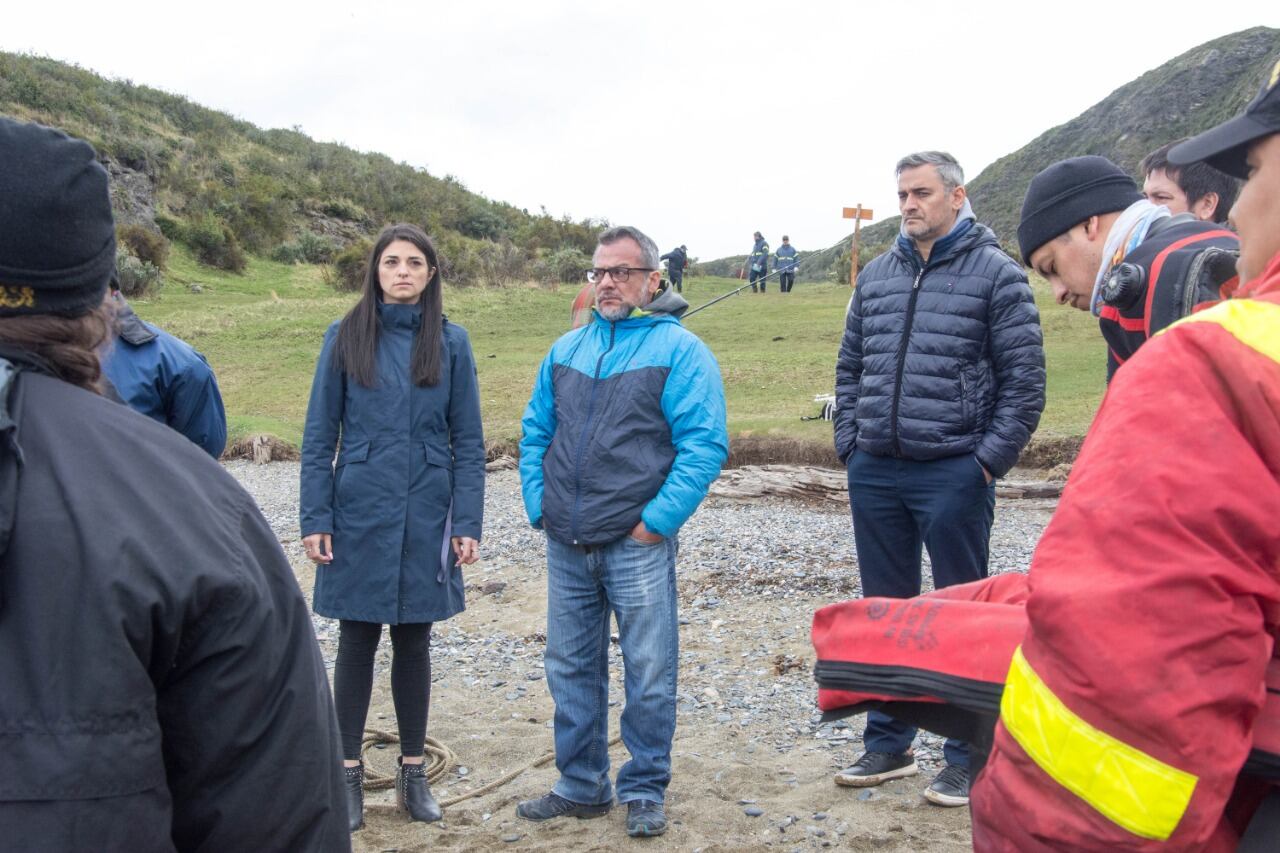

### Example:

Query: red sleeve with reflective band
xmin=972 ymin=294 xmax=1280 ymax=852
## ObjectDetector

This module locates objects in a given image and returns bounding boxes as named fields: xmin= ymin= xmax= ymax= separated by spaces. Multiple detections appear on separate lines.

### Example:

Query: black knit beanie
xmin=1017 ymin=156 xmax=1142 ymax=264
xmin=0 ymin=118 xmax=116 ymax=316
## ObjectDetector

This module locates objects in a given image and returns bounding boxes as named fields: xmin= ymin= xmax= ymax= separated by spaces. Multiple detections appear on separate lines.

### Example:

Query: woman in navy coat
xmin=300 ymin=223 xmax=485 ymax=831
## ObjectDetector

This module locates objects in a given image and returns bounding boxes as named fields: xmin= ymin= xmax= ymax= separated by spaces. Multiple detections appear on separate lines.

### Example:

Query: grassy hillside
xmin=0 ymin=52 xmax=601 ymax=284
xmin=138 ymin=263 xmax=1104 ymax=455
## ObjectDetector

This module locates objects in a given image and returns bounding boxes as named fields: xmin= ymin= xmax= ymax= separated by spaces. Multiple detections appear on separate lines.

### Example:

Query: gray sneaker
xmin=923 ymin=764 xmax=970 ymax=807
xmin=834 ymin=751 xmax=918 ymax=787
xmin=516 ymin=792 xmax=612 ymax=821
xmin=626 ymin=800 xmax=668 ymax=837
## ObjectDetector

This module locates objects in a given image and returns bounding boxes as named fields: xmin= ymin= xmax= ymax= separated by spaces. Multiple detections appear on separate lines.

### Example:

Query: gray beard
xmin=597 ymin=302 xmax=635 ymax=322
xmin=906 ymin=221 xmax=946 ymax=243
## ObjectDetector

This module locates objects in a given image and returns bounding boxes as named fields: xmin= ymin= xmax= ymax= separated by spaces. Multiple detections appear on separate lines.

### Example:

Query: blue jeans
xmin=544 ymin=534 xmax=679 ymax=805
xmin=847 ymin=449 xmax=996 ymax=768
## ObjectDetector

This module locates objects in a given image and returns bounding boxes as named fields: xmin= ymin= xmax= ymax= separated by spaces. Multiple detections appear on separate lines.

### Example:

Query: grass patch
xmin=130 ymin=257 xmax=1107 ymax=453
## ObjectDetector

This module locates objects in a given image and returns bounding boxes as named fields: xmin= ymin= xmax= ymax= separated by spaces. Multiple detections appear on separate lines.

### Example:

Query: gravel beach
xmin=228 ymin=461 xmax=1056 ymax=852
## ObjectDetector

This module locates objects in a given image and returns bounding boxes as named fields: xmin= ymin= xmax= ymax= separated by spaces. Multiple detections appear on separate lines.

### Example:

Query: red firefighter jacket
xmin=972 ymin=250 xmax=1280 ymax=851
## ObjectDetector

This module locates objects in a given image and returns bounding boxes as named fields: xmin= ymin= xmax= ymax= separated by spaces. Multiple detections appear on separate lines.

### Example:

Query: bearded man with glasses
xmin=517 ymin=225 xmax=728 ymax=837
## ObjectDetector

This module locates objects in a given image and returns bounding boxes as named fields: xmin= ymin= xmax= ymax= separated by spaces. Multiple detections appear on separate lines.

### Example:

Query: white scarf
xmin=1090 ymin=199 xmax=1170 ymax=316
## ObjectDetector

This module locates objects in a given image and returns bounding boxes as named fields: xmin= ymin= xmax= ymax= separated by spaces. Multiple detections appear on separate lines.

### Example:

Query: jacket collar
xmin=378 ymin=302 xmax=423 ymax=330
xmin=1239 ymin=249 xmax=1280 ymax=298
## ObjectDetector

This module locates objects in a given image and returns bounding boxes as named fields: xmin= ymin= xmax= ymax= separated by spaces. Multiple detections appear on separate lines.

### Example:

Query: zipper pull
xmin=913 ymin=270 xmax=923 ymax=289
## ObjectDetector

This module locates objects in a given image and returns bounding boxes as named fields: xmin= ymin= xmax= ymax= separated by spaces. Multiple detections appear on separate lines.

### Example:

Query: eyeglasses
xmin=585 ymin=266 xmax=655 ymax=283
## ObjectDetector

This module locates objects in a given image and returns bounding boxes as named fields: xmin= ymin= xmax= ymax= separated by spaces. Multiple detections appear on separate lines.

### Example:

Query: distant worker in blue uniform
xmin=747 ymin=231 xmax=770 ymax=292
xmin=775 ymin=235 xmax=799 ymax=293
xmin=102 ymin=278 xmax=228 ymax=458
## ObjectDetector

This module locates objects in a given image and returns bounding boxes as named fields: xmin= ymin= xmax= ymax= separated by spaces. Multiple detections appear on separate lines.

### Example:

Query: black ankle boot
xmin=343 ymin=763 xmax=364 ymax=832
xmin=396 ymin=757 xmax=442 ymax=822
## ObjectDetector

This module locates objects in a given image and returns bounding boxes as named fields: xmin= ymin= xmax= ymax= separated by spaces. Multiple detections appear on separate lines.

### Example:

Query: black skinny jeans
xmin=333 ymin=620 xmax=433 ymax=761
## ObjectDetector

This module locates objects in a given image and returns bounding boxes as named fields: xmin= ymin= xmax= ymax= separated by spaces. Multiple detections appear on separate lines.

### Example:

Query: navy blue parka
xmin=833 ymin=219 xmax=1045 ymax=478
xmin=300 ymin=303 xmax=485 ymax=624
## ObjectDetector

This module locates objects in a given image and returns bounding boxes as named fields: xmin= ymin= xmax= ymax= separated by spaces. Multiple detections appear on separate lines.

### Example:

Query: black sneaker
xmin=923 ymin=764 xmax=970 ymax=807
xmin=516 ymin=792 xmax=612 ymax=822
xmin=626 ymin=800 xmax=668 ymax=837
xmin=833 ymin=751 xmax=918 ymax=788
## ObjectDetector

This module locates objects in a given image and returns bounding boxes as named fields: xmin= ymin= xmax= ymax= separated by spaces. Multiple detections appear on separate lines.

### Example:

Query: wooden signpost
xmin=842 ymin=205 xmax=874 ymax=287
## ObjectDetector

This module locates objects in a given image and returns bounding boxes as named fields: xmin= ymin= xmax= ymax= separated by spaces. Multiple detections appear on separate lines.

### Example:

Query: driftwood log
xmin=485 ymin=454 xmax=518 ymax=472
xmin=709 ymin=465 xmax=1063 ymax=503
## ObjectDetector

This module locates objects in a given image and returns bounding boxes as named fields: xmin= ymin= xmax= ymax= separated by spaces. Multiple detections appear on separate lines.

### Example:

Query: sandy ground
xmin=346 ymin=581 xmax=972 ymax=853
xmin=260 ymin=468 xmax=1056 ymax=853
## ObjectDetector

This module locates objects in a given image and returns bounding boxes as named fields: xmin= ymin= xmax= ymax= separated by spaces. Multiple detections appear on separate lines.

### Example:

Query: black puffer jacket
xmin=833 ymin=222 xmax=1045 ymax=477
xmin=0 ymin=358 xmax=349 ymax=852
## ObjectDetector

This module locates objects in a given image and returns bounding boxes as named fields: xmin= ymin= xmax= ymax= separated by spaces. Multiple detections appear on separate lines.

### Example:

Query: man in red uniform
xmin=971 ymin=57 xmax=1280 ymax=851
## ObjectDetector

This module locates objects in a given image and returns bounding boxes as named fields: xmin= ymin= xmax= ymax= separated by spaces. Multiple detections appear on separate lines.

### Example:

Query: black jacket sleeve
xmin=833 ymin=284 xmax=864 ymax=463
xmin=159 ymin=500 xmax=350 ymax=853
xmin=975 ymin=261 xmax=1045 ymax=478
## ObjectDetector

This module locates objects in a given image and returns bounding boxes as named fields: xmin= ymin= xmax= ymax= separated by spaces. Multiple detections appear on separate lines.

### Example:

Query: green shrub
xmin=272 ymin=231 xmax=336 ymax=264
xmin=434 ymin=233 xmax=483 ymax=287
xmin=460 ymin=203 xmax=506 ymax=240
xmin=114 ymin=248 xmax=163 ymax=297
xmin=154 ymin=214 xmax=185 ymax=242
xmin=319 ymin=197 xmax=368 ymax=222
xmin=322 ymin=239 xmax=371 ymax=292
xmin=117 ymin=224 xmax=170 ymax=269
xmin=476 ymin=239 xmax=526 ymax=287
xmin=532 ymin=247 xmax=591 ymax=287
xmin=187 ymin=214 xmax=247 ymax=273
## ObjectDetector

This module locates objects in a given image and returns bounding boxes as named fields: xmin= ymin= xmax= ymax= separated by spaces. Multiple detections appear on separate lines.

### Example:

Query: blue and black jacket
xmin=749 ymin=238 xmax=770 ymax=273
xmin=775 ymin=243 xmax=799 ymax=273
xmin=520 ymin=286 xmax=728 ymax=546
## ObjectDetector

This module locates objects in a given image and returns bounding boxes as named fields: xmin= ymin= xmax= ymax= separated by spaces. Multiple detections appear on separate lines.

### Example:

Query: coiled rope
xmin=359 ymin=728 xmax=622 ymax=811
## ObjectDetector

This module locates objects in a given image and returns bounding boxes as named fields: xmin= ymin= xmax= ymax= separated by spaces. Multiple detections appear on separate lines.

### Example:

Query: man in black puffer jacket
xmin=831 ymin=151 xmax=1045 ymax=807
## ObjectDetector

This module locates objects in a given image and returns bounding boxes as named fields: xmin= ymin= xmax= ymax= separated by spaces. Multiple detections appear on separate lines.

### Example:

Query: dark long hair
xmin=335 ymin=224 xmax=444 ymax=387
xmin=0 ymin=305 xmax=114 ymax=393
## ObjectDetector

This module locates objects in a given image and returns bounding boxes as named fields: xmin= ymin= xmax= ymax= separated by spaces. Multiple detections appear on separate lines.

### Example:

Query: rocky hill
xmin=703 ymin=26 xmax=1280 ymax=280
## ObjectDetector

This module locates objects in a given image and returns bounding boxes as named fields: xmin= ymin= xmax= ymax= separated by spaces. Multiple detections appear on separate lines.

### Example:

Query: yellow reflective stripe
xmin=1001 ymin=647 xmax=1197 ymax=841
xmin=1159 ymin=298 xmax=1280 ymax=365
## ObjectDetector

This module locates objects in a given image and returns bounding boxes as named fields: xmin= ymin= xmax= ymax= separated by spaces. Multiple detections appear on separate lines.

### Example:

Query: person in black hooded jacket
xmin=0 ymin=118 xmax=350 ymax=851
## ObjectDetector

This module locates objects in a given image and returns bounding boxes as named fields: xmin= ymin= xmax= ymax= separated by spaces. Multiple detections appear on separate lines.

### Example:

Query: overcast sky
xmin=6 ymin=2 xmax=1277 ymax=260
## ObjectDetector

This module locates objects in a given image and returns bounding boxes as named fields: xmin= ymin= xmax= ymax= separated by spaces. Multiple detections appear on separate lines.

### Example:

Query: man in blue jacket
xmin=775 ymin=235 xmax=799 ymax=293
xmin=832 ymin=151 xmax=1045 ymax=806
xmin=518 ymin=225 xmax=728 ymax=838
xmin=103 ymin=279 xmax=227 ymax=458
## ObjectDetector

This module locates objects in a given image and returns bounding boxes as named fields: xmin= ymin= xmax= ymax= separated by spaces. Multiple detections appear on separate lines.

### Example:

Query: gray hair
xmin=895 ymin=151 xmax=964 ymax=192
xmin=598 ymin=225 xmax=660 ymax=269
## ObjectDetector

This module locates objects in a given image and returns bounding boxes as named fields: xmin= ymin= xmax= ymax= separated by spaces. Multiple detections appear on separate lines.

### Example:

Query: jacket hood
xmin=894 ymin=210 xmax=997 ymax=268
xmin=113 ymin=297 xmax=158 ymax=346
xmin=592 ymin=283 xmax=689 ymax=324
xmin=643 ymin=283 xmax=689 ymax=318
